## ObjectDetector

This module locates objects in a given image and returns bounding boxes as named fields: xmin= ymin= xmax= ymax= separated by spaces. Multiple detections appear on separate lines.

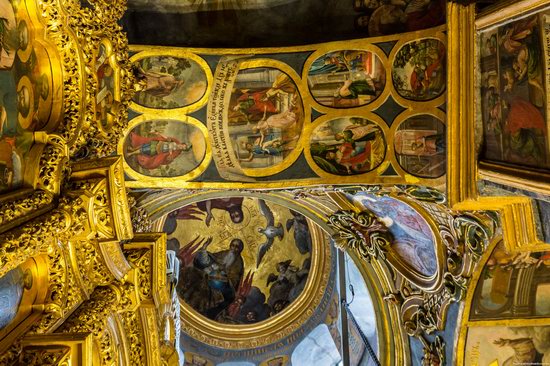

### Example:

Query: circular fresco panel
xmin=132 ymin=55 xmax=208 ymax=109
xmin=307 ymin=50 xmax=386 ymax=108
xmin=392 ymin=38 xmax=446 ymax=101
xmin=227 ymin=67 xmax=304 ymax=172
xmin=310 ymin=117 xmax=386 ymax=175
xmin=123 ymin=119 xmax=207 ymax=177
xmin=394 ymin=114 xmax=446 ymax=178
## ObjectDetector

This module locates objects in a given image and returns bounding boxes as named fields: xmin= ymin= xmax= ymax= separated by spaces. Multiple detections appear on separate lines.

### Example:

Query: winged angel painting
xmin=164 ymin=197 xmax=313 ymax=324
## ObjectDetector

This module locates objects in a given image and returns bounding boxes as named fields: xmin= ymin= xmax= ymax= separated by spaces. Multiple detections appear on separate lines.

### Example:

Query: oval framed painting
xmin=225 ymin=62 xmax=307 ymax=176
xmin=161 ymin=194 xmax=332 ymax=349
xmin=121 ymin=117 xmax=210 ymax=181
xmin=393 ymin=114 xmax=446 ymax=178
xmin=392 ymin=38 xmax=446 ymax=101
xmin=307 ymin=50 xmax=386 ymax=108
xmin=309 ymin=116 xmax=386 ymax=176
xmin=130 ymin=52 xmax=211 ymax=113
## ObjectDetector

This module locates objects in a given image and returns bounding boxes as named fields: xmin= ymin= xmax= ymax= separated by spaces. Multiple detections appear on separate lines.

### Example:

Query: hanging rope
xmin=343 ymin=301 xmax=381 ymax=366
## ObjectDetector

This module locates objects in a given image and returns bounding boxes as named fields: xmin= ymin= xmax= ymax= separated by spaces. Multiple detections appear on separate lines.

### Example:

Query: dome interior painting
xmin=1 ymin=0 xmax=550 ymax=366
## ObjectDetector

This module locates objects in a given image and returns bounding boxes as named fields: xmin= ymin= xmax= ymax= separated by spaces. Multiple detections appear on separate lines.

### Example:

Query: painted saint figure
xmin=178 ymin=236 xmax=245 ymax=320
xmin=126 ymin=131 xmax=192 ymax=170
xmin=137 ymin=66 xmax=185 ymax=98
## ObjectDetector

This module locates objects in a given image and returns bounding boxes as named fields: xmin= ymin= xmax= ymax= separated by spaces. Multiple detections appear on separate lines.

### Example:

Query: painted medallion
xmin=394 ymin=114 xmax=446 ymax=178
xmin=392 ymin=38 xmax=446 ymax=101
xmin=310 ymin=117 xmax=385 ymax=175
xmin=228 ymin=67 xmax=304 ymax=170
xmin=307 ymin=50 xmax=385 ymax=108
xmin=123 ymin=120 xmax=206 ymax=177
xmin=133 ymin=55 xmax=207 ymax=109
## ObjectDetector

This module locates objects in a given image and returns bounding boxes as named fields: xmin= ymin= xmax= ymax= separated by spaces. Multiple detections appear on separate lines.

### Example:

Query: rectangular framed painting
xmin=477 ymin=0 xmax=550 ymax=187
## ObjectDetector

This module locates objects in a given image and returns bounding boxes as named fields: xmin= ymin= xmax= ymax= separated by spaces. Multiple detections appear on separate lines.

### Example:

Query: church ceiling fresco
xmin=122 ymin=0 xmax=446 ymax=48
xmin=352 ymin=192 xmax=438 ymax=277
xmin=0 ymin=0 xmax=62 ymax=194
xmin=121 ymin=26 xmax=447 ymax=189
xmin=167 ymin=197 xmax=314 ymax=325
xmin=464 ymin=325 xmax=550 ymax=366
xmin=153 ymin=191 xmax=337 ymax=359
xmin=471 ymin=240 xmax=550 ymax=321
xmin=478 ymin=5 xmax=550 ymax=184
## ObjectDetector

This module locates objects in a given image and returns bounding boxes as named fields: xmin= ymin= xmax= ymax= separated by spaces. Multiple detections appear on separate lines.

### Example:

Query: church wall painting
xmin=352 ymin=192 xmax=438 ymax=277
xmin=306 ymin=50 xmax=386 ymax=108
xmin=124 ymin=28 xmax=447 ymax=188
xmin=167 ymin=197 xmax=313 ymax=325
xmin=353 ymin=0 xmax=446 ymax=38
xmin=121 ymin=117 xmax=210 ymax=179
xmin=464 ymin=325 xmax=550 ymax=366
xmin=226 ymin=65 xmax=304 ymax=172
xmin=392 ymin=38 xmax=446 ymax=102
xmin=478 ymin=7 xmax=550 ymax=181
xmin=470 ymin=240 xmax=550 ymax=321
xmin=123 ymin=0 xmax=446 ymax=48
xmin=308 ymin=116 xmax=386 ymax=176
xmin=132 ymin=53 xmax=210 ymax=112
xmin=394 ymin=114 xmax=446 ymax=178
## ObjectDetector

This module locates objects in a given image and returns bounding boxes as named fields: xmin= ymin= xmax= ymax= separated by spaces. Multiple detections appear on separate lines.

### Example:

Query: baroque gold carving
xmin=0 ymin=196 xmax=87 ymax=278
xmin=328 ymin=209 xmax=391 ymax=261
xmin=120 ymin=311 xmax=146 ymax=366
xmin=0 ymin=190 xmax=55 ymax=235
xmin=20 ymin=345 xmax=71 ymax=365
xmin=327 ymin=188 xmax=493 ymax=363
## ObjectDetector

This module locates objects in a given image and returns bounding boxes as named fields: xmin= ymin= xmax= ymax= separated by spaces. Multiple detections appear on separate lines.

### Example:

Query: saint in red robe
xmin=129 ymin=132 xmax=184 ymax=170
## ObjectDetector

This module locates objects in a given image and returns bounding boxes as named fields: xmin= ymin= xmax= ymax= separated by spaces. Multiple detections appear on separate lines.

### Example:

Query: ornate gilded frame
xmin=475 ymin=0 xmax=550 ymax=192
xmin=447 ymin=0 xmax=549 ymax=252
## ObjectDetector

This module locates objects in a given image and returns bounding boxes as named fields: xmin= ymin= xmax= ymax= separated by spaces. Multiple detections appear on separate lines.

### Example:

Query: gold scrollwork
xmin=328 ymin=209 xmax=391 ymax=261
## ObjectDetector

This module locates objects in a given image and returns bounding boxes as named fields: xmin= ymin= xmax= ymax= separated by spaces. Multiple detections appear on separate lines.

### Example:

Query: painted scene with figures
xmin=392 ymin=38 xmax=446 ymax=101
xmin=479 ymin=11 xmax=550 ymax=171
xmin=133 ymin=55 xmax=207 ymax=109
xmin=227 ymin=67 xmax=304 ymax=170
xmin=163 ymin=197 xmax=314 ymax=324
xmin=123 ymin=119 xmax=206 ymax=177
xmin=394 ymin=114 xmax=446 ymax=178
xmin=307 ymin=50 xmax=385 ymax=108
xmin=310 ymin=117 xmax=385 ymax=176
